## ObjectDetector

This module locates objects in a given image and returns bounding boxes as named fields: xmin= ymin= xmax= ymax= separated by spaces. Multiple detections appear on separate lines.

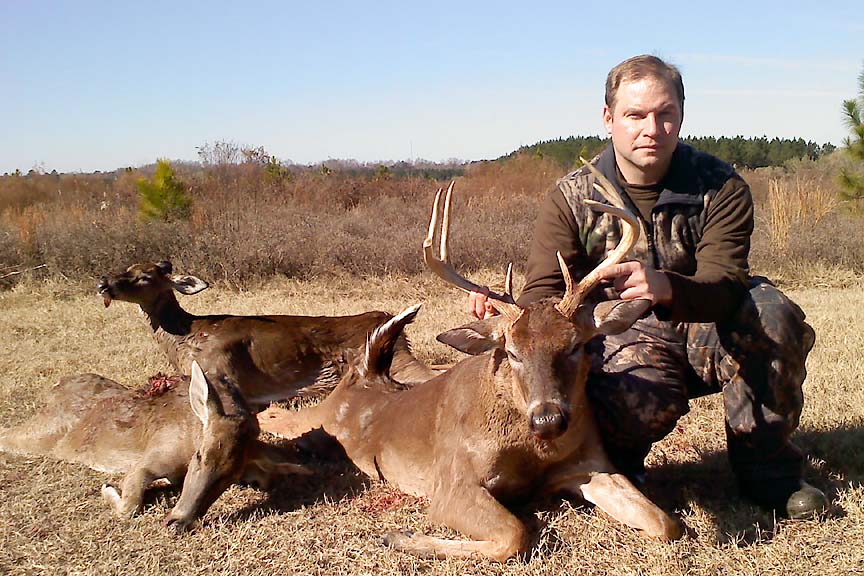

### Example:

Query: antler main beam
xmin=555 ymin=161 xmax=641 ymax=319
xmin=423 ymin=182 xmax=521 ymax=320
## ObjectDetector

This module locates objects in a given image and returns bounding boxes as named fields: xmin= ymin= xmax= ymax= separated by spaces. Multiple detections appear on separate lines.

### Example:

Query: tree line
xmin=502 ymin=135 xmax=837 ymax=170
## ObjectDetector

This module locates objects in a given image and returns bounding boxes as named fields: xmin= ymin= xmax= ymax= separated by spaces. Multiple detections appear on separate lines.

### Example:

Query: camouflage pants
xmin=586 ymin=278 xmax=816 ymax=483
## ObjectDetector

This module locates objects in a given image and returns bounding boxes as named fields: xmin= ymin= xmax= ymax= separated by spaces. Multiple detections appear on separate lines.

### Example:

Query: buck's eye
xmin=194 ymin=451 xmax=202 ymax=462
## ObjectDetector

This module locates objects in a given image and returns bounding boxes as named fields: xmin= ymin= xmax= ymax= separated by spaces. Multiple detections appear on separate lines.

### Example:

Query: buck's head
xmin=439 ymin=296 xmax=649 ymax=440
xmin=97 ymin=260 xmax=208 ymax=309
xmin=426 ymin=165 xmax=646 ymax=441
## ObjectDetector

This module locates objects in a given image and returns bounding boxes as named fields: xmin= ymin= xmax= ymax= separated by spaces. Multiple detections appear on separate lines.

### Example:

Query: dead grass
xmin=1 ymin=276 xmax=863 ymax=575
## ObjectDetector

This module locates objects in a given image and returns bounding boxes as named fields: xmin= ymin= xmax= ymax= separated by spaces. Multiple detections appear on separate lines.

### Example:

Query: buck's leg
xmin=550 ymin=468 xmax=682 ymax=541
xmin=383 ymin=481 xmax=529 ymax=562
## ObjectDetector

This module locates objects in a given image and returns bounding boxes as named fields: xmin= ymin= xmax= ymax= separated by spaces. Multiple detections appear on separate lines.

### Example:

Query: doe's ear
xmin=188 ymin=361 xmax=210 ymax=427
xmin=188 ymin=361 xmax=225 ymax=427
xmin=170 ymin=274 xmax=209 ymax=295
xmin=582 ymin=299 xmax=651 ymax=336
xmin=436 ymin=315 xmax=509 ymax=355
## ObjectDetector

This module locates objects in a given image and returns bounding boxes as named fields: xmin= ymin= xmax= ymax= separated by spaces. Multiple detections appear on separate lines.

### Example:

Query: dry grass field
xmin=1 ymin=273 xmax=863 ymax=575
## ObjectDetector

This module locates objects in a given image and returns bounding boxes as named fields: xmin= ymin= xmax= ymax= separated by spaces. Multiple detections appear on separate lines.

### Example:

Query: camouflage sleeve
xmin=517 ymin=186 xmax=584 ymax=307
xmin=658 ymin=175 xmax=753 ymax=323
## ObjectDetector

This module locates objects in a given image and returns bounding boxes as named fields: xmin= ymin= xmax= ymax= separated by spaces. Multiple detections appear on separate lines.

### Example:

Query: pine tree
xmin=137 ymin=159 xmax=191 ymax=221
xmin=839 ymin=64 xmax=864 ymax=202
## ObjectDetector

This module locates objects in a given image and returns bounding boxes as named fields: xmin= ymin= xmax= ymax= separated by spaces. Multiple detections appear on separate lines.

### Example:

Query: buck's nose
xmin=97 ymin=278 xmax=109 ymax=293
xmin=529 ymin=403 xmax=569 ymax=440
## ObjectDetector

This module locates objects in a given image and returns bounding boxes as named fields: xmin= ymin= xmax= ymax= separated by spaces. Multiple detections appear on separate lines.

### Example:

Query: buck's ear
xmin=436 ymin=316 xmax=508 ymax=355
xmin=583 ymin=299 xmax=651 ymax=336
xmin=170 ymin=274 xmax=209 ymax=295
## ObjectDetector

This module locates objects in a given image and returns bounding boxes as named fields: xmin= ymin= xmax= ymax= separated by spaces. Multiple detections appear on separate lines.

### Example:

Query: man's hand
xmin=468 ymin=288 xmax=498 ymax=320
xmin=594 ymin=261 xmax=673 ymax=306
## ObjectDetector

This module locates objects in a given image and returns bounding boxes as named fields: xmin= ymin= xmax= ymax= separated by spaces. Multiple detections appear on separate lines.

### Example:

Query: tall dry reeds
xmin=765 ymin=175 xmax=840 ymax=251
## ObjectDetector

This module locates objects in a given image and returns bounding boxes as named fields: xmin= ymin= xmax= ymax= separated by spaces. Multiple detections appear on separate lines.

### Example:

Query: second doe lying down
xmin=0 ymin=361 xmax=309 ymax=530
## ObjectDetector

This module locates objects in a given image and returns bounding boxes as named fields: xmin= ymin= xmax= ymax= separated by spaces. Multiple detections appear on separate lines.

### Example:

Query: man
xmin=468 ymin=54 xmax=827 ymax=519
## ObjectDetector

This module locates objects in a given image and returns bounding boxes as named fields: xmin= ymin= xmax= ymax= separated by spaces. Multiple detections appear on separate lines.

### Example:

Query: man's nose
xmin=643 ymin=113 xmax=660 ymax=135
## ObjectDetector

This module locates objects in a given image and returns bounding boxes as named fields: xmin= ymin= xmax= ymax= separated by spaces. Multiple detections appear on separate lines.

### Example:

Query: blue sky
xmin=1 ymin=1 xmax=861 ymax=173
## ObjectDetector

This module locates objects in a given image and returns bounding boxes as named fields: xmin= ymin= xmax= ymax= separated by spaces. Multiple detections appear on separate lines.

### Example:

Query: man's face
xmin=603 ymin=77 xmax=682 ymax=185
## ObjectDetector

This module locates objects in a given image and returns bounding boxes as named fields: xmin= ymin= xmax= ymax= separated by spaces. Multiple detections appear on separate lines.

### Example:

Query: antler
xmin=555 ymin=161 xmax=640 ymax=319
xmin=423 ymin=182 xmax=522 ymax=320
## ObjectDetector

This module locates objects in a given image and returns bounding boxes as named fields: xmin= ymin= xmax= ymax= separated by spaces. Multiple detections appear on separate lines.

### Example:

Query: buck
xmin=258 ymin=165 xmax=683 ymax=561
xmin=0 ymin=361 xmax=310 ymax=530
xmin=97 ymin=261 xmax=438 ymax=409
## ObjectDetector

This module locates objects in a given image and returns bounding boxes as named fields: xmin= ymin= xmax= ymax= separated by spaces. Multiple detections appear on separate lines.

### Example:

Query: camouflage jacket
xmin=518 ymin=143 xmax=754 ymax=323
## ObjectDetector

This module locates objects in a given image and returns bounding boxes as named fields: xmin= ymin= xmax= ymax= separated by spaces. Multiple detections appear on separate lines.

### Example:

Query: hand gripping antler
xmin=423 ymin=182 xmax=522 ymax=320
xmin=554 ymin=160 xmax=640 ymax=319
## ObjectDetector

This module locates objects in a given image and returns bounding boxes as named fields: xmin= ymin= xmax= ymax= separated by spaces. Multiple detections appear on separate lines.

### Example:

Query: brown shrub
xmin=0 ymin=156 xmax=861 ymax=290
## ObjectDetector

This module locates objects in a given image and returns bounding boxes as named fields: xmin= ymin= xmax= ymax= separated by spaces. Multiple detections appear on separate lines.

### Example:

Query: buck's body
xmin=261 ymin=304 xmax=680 ymax=561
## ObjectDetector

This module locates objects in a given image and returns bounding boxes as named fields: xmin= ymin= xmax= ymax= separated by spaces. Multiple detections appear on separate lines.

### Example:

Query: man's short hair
xmin=605 ymin=55 xmax=685 ymax=112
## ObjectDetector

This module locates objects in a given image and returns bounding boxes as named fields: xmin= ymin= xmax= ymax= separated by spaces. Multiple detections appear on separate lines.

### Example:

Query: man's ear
xmin=436 ymin=315 xmax=509 ymax=355
xmin=603 ymin=104 xmax=614 ymax=135
xmin=580 ymin=299 xmax=651 ymax=336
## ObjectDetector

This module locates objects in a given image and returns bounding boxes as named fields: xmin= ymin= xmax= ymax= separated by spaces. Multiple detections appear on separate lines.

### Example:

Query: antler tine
xmin=440 ymin=180 xmax=454 ymax=262
xmin=556 ymin=161 xmax=641 ymax=319
xmin=423 ymin=182 xmax=521 ymax=319
xmin=579 ymin=155 xmax=625 ymax=209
